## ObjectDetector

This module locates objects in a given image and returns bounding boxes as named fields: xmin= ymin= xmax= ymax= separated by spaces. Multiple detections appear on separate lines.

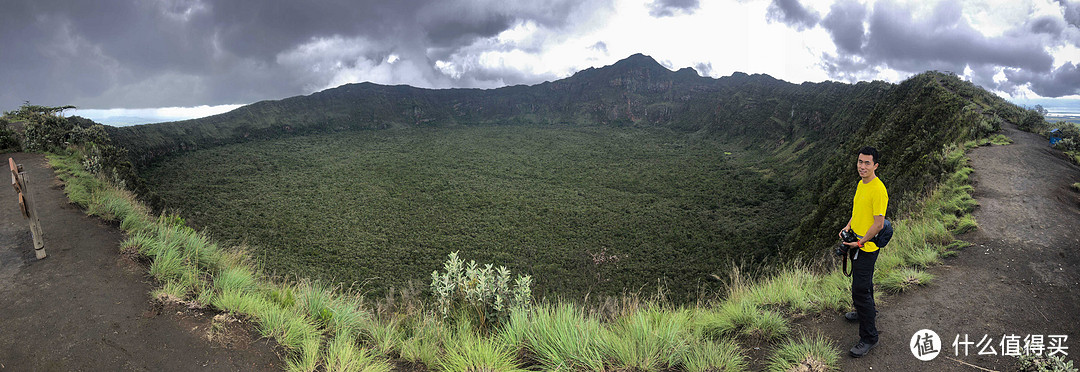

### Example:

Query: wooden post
xmin=9 ymin=158 xmax=45 ymax=259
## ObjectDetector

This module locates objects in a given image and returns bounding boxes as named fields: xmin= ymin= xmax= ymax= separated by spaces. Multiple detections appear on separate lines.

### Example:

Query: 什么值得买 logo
xmin=911 ymin=329 xmax=942 ymax=361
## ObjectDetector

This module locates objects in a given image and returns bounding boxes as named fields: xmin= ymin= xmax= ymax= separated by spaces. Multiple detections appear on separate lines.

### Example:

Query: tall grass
xmin=766 ymin=334 xmax=839 ymax=372
xmin=682 ymin=338 xmax=746 ymax=372
xmin=604 ymin=306 xmax=693 ymax=370
xmin=44 ymin=136 xmax=982 ymax=371
xmin=501 ymin=304 xmax=609 ymax=371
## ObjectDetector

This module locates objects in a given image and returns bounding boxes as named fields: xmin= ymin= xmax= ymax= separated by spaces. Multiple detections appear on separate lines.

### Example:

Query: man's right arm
xmin=840 ymin=217 xmax=852 ymax=238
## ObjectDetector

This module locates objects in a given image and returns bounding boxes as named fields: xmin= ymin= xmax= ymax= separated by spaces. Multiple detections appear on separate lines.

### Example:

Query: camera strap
xmin=842 ymin=245 xmax=861 ymax=277
xmin=842 ymin=248 xmax=853 ymax=277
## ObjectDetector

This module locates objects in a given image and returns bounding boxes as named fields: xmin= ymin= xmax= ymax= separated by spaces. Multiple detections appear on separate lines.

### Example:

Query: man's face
xmin=857 ymin=153 xmax=878 ymax=179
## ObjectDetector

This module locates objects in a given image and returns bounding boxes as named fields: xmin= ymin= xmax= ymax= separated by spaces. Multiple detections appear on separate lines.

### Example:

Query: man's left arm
xmin=842 ymin=215 xmax=883 ymax=248
xmin=859 ymin=215 xmax=885 ymax=245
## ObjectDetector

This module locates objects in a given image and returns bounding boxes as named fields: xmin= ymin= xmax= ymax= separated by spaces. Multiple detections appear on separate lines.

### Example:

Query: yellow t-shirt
xmin=851 ymin=177 xmax=888 ymax=252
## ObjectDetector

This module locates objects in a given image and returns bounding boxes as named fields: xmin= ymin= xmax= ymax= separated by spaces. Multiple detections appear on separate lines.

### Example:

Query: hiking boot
xmin=844 ymin=310 xmax=877 ymax=322
xmin=849 ymin=340 xmax=878 ymax=358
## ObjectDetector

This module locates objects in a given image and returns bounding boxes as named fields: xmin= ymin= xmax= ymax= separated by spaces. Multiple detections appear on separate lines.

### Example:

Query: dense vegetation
xmin=128 ymin=57 xmax=1027 ymax=301
xmin=1 ymin=103 xmax=139 ymax=189
xmin=46 ymin=138 xmax=982 ymax=372
xmin=143 ymin=126 xmax=805 ymax=301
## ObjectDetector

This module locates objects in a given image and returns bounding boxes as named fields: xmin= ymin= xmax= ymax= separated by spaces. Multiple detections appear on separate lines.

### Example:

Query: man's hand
xmin=842 ymin=241 xmax=861 ymax=249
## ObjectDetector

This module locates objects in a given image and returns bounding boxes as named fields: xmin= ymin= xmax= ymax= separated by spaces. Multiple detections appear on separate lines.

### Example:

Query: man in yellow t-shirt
xmin=839 ymin=146 xmax=888 ymax=358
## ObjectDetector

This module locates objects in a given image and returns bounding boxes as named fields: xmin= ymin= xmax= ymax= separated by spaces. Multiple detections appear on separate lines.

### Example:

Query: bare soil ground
xmin=802 ymin=122 xmax=1080 ymax=371
xmin=0 ymin=153 xmax=279 ymax=371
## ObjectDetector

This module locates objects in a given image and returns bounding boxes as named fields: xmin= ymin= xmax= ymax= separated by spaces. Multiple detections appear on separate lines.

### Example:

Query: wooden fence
xmin=9 ymin=157 xmax=45 ymax=259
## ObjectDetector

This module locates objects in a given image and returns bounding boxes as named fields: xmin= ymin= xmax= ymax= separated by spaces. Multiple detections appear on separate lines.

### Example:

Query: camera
xmin=836 ymin=229 xmax=861 ymax=257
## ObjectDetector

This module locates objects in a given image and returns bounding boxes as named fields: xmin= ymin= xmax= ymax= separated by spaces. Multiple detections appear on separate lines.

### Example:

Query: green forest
xmin=121 ymin=63 xmax=1030 ymax=302
xmin=142 ymin=125 xmax=804 ymax=301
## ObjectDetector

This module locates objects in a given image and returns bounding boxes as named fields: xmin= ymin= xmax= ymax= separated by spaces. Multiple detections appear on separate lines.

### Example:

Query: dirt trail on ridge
xmin=0 ymin=153 xmax=278 ymax=371
xmin=803 ymin=122 xmax=1080 ymax=371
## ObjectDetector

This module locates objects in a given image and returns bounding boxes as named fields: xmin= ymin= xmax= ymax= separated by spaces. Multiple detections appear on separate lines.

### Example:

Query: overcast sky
xmin=2 ymin=0 xmax=1078 ymax=124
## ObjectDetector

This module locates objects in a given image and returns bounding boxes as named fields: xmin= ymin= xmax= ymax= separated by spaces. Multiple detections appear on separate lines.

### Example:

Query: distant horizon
xmin=75 ymin=97 xmax=1080 ymax=127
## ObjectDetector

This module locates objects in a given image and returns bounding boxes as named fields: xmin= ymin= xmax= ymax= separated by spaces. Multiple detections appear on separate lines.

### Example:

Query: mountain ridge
xmin=106 ymin=53 xmax=1030 ymax=256
xmin=107 ymin=53 xmax=878 ymax=169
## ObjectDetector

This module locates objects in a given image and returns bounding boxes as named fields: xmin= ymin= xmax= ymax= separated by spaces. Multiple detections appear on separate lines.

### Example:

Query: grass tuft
xmin=766 ymin=334 xmax=839 ymax=372
xmin=324 ymin=330 xmax=393 ymax=372
xmin=441 ymin=319 xmax=525 ymax=372
xmin=682 ymin=338 xmax=746 ymax=372
xmin=605 ymin=306 xmax=693 ymax=370
xmin=214 ymin=265 xmax=257 ymax=294
xmin=878 ymin=268 xmax=934 ymax=293
xmin=697 ymin=300 xmax=788 ymax=342
xmin=505 ymin=304 xmax=608 ymax=371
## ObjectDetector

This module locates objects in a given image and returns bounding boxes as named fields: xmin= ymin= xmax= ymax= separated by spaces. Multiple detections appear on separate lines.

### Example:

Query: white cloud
xmin=71 ymin=104 xmax=243 ymax=126
xmin=38 ymin=0 xmax=1080 ymax=118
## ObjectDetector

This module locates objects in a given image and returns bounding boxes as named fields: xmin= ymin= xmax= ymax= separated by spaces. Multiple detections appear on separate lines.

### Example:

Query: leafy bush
xmin=430 ymin=251 xmax=533 ymax=326
xmin=1017 ymin=353 xmax=1078 ymax=372
xmin=0 ymin=118 xmax=20 ymax=152
xmin=1020 ymin=108 xmax=1047 ymax=132
xmin=1054 ymin=138 xmax=1077 ymax=152
xmin=977 ymin=114 xmax=1003 ymax=137
xmin=1053 ymin=122 xmax=1080 ymax=153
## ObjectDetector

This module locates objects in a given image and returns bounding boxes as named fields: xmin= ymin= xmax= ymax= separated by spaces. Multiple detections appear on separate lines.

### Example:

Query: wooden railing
xmin=9 ymin=157 xmax=45 ymax=259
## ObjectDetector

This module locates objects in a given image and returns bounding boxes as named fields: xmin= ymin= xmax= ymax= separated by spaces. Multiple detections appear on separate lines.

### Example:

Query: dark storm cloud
xmin=1059 ymin=0 xmax=1080 ymax=26
xmin=1004 ymin=62 xmax=1080 ymax=97
xmin=1029 ymin=15 xmax=1067 ymax=34
xmin=0 ymin=0 xmax=611 ymax=110
xmin=648 ymin=0 xmax=700 ymax=17
xmin=590 ymin=41 xmax=609 ymax=54
xmin=821 ymin=0 xmax=866 ymax=54
xmin=811 ymin=0 xmax=1080 ymax=97
xmin=694 ymin=62 xmax=714 ymax=77
xmin=766 ymin=0 xmax=820 ymax=31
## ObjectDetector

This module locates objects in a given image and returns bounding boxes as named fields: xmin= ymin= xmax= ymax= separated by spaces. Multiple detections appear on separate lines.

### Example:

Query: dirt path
xmin=803 ymin=123 xmax=1080 ymax=371
xmin=0 ymin=153 xmax=279 ymax=371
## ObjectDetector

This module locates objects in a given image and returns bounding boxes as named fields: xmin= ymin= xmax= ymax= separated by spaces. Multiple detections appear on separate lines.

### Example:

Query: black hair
xmin=858 ymin=146 xmax=879 ymax=165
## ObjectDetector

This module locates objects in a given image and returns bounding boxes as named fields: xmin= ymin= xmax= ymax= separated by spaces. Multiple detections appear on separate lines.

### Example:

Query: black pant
xmin=851 ymin=248 xmax=879 ymax=344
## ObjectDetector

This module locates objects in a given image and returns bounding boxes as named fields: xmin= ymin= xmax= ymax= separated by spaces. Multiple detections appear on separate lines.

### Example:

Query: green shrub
xmin=1017 ymin=353 xmax=1078 ymax=372
xmin=430 ymin=251 xmax=533 ymax=327
xmin=1019 ymin=109 xmax=1047 ymax=132
xmin=1055 ymin=137 xmax=1079 ymax=152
